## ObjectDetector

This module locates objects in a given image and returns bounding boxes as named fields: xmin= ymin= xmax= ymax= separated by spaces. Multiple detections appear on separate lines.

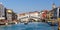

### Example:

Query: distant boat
xmin=24 ymin=22 xmax=28 ymax=25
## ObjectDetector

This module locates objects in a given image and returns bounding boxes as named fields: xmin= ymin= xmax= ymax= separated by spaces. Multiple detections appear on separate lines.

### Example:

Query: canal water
xmin=0 ymin=22 xmax=58 ymax=30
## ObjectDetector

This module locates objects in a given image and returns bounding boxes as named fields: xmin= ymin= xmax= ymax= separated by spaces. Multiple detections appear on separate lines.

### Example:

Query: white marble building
xmin=0 ymin=3 xmax=5 ymax=20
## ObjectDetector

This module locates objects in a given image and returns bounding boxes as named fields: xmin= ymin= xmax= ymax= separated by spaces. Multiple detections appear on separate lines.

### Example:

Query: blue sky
xmin=0 ymin=0 xmax=60 ymax=14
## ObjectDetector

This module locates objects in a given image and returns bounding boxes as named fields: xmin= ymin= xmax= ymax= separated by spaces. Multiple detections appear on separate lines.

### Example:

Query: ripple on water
xmin=0 ymin=22 xmax=58 ymax=30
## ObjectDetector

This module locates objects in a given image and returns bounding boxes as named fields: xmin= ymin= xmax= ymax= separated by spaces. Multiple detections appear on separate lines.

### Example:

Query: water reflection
xmin=0 ymin=22 xmax=58 ymax=30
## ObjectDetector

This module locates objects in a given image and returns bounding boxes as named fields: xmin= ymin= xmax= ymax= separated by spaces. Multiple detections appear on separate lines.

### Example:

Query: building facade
xmin=6 ymin=9 xmax=13 ymax=20
xmin=29 ymin=11 xmax=39 ymax=17
xmin=40 ymin=10 xmax=48 ymax=20
xmin=12 ymin=13 xmax=17 ymax=20
xmin=0 ymin=3 xmax=5 ymax=20
xmin=0 ymin=3 xmax=17 ymax=21
xmin=17 ymin=11 xmax=40 ymax=22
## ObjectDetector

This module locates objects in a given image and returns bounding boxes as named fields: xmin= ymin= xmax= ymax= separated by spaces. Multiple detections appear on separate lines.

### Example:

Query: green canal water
xmin=0 ymin=22 xmax=58 ymax=30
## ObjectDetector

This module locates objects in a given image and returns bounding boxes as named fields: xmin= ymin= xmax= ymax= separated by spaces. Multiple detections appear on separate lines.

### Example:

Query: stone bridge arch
xmin=19 ymin=16 xmax=41 ymax=22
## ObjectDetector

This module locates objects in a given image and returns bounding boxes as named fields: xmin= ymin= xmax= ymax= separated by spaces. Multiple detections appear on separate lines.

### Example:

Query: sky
xmin=0 ymin=0 xmax=60 ymax=14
